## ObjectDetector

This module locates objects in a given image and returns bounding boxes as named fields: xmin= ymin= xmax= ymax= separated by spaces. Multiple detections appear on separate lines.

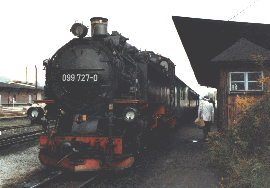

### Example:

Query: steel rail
xmin=0 ymin=130 xmax=43 ymax=149
xmin=77 ymin=174 xmax=99 ymax=188
xmin=23 ymin=172 xmax=98 ymax=188
xmin=22 ymin=171 xmax=64 ymax=188
xmin=0 ymin=124 xmax=36 ymax=132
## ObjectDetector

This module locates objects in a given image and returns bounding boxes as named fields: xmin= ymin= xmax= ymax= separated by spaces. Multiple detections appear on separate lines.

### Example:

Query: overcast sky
xmin=1 ymin=0 xmax=268 ymax=96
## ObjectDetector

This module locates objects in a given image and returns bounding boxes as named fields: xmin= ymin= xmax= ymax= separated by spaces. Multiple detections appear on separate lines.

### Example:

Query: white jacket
xmin=198 ymin=100 xmax=214 ymax=121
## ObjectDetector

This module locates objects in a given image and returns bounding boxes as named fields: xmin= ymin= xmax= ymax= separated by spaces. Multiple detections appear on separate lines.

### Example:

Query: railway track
xmin=22 ymin=171 xmax=99 ymax=188
xmin=0 ymin=130 xmax=43 ymax=149
xmin=22 ymin=171 xmax=63 ymax=188
xmin=0 ymin=124 xmax=37 ymax=132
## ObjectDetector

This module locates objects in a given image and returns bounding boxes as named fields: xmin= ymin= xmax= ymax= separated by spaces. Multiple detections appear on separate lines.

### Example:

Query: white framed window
xmin=229 ymin=71 xmax=263 ymax=91
xmin=13 ymin=94 xmax=16 ymax=103
xmin=29 ymin=95 xmax=33 ymax=103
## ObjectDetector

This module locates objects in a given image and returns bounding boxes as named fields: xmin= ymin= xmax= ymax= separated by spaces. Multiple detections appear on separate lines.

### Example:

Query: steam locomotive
xmin=29 ymin=17 xmax=199 ymax=171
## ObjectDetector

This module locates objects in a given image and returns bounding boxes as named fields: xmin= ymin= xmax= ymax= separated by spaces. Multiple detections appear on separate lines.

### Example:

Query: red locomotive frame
xmin=37 ymin=99 xmax=178 ymax=171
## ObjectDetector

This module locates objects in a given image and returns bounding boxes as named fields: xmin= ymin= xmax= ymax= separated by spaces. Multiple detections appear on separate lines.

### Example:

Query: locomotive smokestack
xmin=90 ymin=17 xmax=108 ymax=37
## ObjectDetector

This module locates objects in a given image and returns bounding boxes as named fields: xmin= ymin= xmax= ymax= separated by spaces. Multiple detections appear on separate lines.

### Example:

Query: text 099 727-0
xmin=62 ymin=74 xmax=98 ymax=82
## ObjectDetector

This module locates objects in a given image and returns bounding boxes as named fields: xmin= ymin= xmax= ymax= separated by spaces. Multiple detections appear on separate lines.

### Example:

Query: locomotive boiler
xmin=30 ymin=17 xmax=199 ymax=171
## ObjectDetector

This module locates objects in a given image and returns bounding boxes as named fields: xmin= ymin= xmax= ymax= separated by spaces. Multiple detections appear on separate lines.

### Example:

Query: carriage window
xmin=181 ymin=88 xmax=184 ymax=100
xmin=230 ymin=72 xmax=263 ymax=91
xmin=175 ymin=87 xmax=177 ymax=108
xmin=177 ymin=88 xmax=180 ymax=107
xmin=185 ymin=87 xmax=189 ymax=100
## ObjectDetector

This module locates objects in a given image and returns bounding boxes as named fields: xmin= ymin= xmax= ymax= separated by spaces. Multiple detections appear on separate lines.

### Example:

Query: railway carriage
xmin=29 ymin=17 xmax=199 ymax=171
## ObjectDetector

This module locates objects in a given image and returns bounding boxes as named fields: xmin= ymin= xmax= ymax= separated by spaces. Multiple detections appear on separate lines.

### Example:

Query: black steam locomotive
xmin=29 ymin=17 xmax=199 ymax=171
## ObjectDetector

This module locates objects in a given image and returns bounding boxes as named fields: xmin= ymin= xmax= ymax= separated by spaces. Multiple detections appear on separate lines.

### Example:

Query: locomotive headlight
xmin=123 ymin=108 xmax=138 ymax=122
xmin=126 ymin=111 xmax=135 ymax=120
xmin=31 ymin=108 xmax=39 ymax=118
xmin=70 ymin=23 xmax=88 ymax=38
xmin=27 ymin=107 xmax=44 ymax=121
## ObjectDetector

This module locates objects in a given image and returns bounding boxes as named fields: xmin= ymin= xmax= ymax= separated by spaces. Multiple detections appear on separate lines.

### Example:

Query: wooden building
xmin=0 ymin=81 xmax=44 ymax=107
xmin=172 ymin=16 xmax=270 ymax=131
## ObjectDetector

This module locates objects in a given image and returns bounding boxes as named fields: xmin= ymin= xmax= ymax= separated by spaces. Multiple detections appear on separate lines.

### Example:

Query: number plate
xmin=62 ymin=73 xmax=98 ymax=82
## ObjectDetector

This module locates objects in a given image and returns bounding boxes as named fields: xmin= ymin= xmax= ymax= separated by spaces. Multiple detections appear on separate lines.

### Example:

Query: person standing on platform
xmin=208 ymin=97 xmax=216 ymax=121
xmin=198 ymin=96 xmax=214 ymax=140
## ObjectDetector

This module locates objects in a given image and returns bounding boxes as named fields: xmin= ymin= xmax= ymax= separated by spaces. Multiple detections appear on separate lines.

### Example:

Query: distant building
xmin=0 ymin=81 xmax=44 ymax=107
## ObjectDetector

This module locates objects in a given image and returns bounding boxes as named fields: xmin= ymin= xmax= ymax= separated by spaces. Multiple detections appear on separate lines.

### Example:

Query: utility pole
xmin=35 ymin=65 xmax=37 ymax=100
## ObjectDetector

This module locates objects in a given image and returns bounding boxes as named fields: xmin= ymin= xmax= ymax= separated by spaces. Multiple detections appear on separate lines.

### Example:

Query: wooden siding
xmin=217 ymin=69 xmax=228 ymax=131
xmin=217 ymin=65 xmax=270 ymax=130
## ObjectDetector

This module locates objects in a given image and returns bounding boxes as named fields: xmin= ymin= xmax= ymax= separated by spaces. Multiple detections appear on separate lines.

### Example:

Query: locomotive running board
xmin=114 ymin=99 xmax=147 ymax=103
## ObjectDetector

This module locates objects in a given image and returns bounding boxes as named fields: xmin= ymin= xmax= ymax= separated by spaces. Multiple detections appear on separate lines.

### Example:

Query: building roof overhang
xmin=0 ymin=82 xmax=44 ymax=90
xmin=172 ymin=16 xmax=270 ymax=88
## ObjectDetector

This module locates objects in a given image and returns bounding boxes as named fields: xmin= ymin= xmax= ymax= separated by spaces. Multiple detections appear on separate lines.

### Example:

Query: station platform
xmin=135 ymin=120 xmax=224 ymax=188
